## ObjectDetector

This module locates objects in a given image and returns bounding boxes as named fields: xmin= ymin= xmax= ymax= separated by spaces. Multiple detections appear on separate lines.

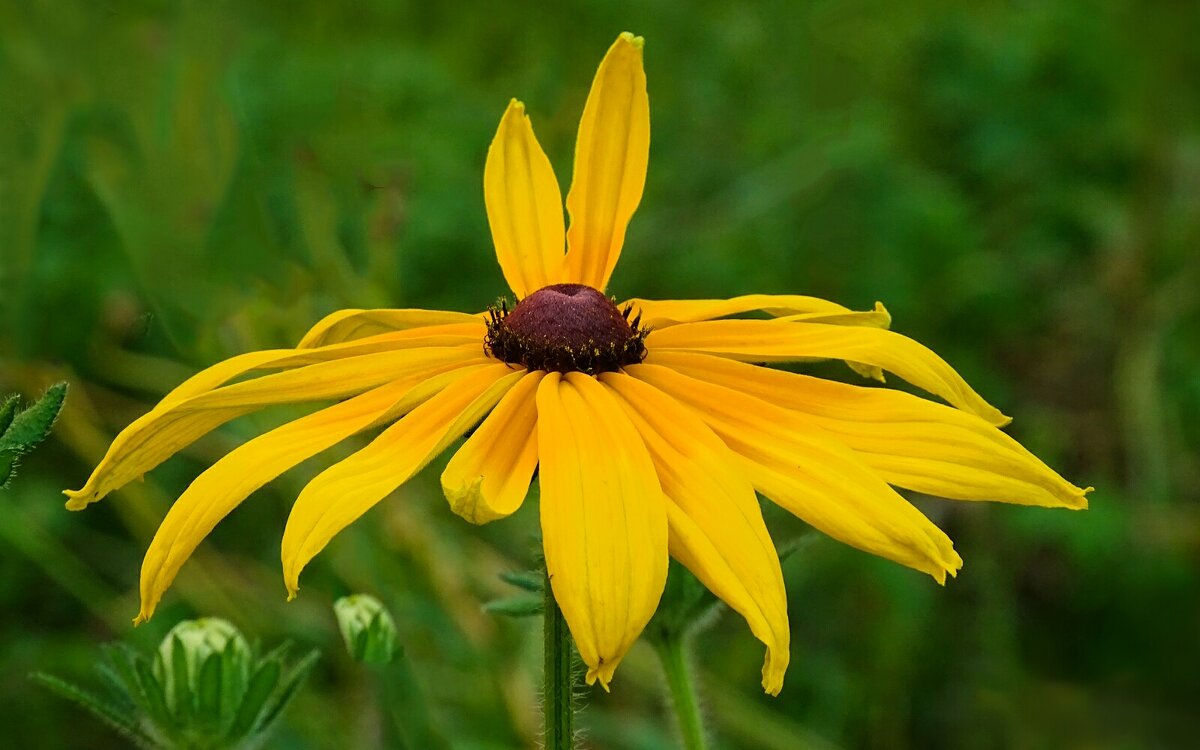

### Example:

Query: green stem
xmin=656 ymin=637 xmax=708 ymax=750
xmin=543 ymin=571 xmax=574 ymax=750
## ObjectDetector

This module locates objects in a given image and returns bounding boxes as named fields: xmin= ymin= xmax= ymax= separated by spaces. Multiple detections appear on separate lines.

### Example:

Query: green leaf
xmin=169 ymin=635 xmax=193 ymax=725
xmin=0 ymin=382 xmax=67 ymax=452
xmin=30 ymin=672 xmax=161 ymax=750
xmin=196 ymin=651 xmax=223 ymax=724
xmin=219 ymin=633 xmax=250 ymax=734
xmin=482 ymin=595 xmax=543 ymax=618
xmin=226 ymin=659 xmax=281 ymax=740
xmin=133 ymin=654 xmax=175 ymax=736
xmin=499 ymin=569 xmax=544 ymax=592
xmin=0 ymin=383 xmax=67 ymax=489
xmin=95 ymin=661 xmax=139 ymax=716
xmin=0 ymin=452 xmax=16 ymax=488
xmin=0 ymin=395 xmax=18 ymax=434
xmin=253 ymin=650 xmax=319 ymax=737
xmin=103 ymin=645 xmax=158 ymax=722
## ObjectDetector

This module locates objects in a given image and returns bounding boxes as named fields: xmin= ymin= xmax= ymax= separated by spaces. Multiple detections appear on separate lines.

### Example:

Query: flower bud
xmin=155 ymin=617 xmax=252 ymax=713
xmin=334 ymin=594 xmax=399 ymax=665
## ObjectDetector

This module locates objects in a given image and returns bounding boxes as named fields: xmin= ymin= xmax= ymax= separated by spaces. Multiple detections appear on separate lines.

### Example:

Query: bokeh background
xmin=3 ymin=1 xmax=1198 ymax=748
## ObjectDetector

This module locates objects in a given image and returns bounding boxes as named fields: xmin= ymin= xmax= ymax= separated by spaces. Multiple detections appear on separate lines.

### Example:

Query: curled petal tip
xmin=761 ymin=655 xmax=787 ymax=696
xmin=872 ymin=301 xmax=892 ymax=327
xmin=618 ymin=31 xmax=645 ymax=49
xmin=762 ymin=676 xmax=784 ymax=697
xmin=63 ymin=488 xmax=91 ymax=511
xmin=585 ymin=666 xmax=614 ymax=692
xmin=1074 ymin=486 xmax=1095 ymax=510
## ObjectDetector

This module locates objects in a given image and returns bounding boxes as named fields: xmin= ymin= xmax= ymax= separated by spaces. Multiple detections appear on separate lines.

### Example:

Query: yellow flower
xmin=66 ymin=32 xmax=1090 ymax=696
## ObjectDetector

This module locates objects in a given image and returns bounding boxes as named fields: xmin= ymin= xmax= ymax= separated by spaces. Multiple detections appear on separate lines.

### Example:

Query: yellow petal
xmin=441 ymin=371 xmax=544 ymax=524
xmin=630 ymin=363 xmax=962 ymax=582
xmin=485 ymin=100 xmax=566 ymax=298
xmin=562 ymin=33 xmax=649 ymax=291
xmin=647 ymin=319 xmax=1009 ymax=426
xmin=536 ymin=372 xmax=667 ymax=688
xmin=601 ymin=372 xmax=790 ymax=695
xmin=135 ymin=366 xmax=466 ymax=624
xmin=281 ymin=363 xmax=523 ymax=597
xmin=653 ymin=351 xmax=1090 ymax=509
xmin=628 ymin=296 xmax=892 ymax=381
xmin=298 ymin=309 xmax=484 ymax=348
xmin=65 ymin=345 xmax=484 ymax=509
xmin=625 ymin=295 xmax=891 ymax=329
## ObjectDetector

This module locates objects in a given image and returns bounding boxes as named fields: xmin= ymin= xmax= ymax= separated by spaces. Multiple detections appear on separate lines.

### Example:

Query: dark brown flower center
xmin=485 ymin=283 xmax=648 ymax=374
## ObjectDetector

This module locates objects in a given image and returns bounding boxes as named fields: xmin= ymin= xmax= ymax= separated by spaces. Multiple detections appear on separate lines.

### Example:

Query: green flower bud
xmin=155 ymin=617 xmax=252 ymax=716
xmin=334 ymin=595 xmax=399 ymax=665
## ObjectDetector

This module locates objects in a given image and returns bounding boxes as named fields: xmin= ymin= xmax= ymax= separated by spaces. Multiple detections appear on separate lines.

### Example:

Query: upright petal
xmin=135 ymin=366 xmax=467 ymax=624
xmin=601 ymin=372 xmax=790 ymax=695
xmin=485 ymin=100 xmax=567 ymax=298
xmin=653 ymin=351 xmax=1090 ymax=508
xmin=536 ymin=372 xmax=667 ymax=688
xmin=298 ymin=309 xmax=484 ymax=348
xmin=562 ymin=33 xmax=650 ymax=291
xmin=442 ymin=371 xmax=545 ymax=524
xmin=630 ymin=364 xmax=963 ymax=583
xmin=647 ymin=319 xmax=1010 ymax=426
xmin=280 ymin=363 xmax=522 ymax=597
xmin=65 ymin=346 xmax=485 ymax=509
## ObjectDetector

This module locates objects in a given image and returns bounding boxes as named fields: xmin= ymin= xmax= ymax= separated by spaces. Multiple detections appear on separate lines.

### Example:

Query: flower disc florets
xmin=486 ymin=283 xmax=648 ymax=374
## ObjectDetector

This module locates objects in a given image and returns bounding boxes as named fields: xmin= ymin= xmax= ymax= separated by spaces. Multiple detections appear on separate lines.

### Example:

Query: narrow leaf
xmin=169 ymin=635 xmax=193 ymax=725
xmin=482 ymin=596 xmax=543 ymax=617
xmin=0 ymin=395 xmax=18 ymax=434
xmin=133 ymin=656 xmax=175 ymax=735
xmin=499 ymin=570 xmax=544 ymax=592
xmin=31 ymin=672 xmax=160 ymax=750
xmin=0 ymin=382 xmax=67 ymax=452
xmin=226 ymin=660 xmax=281 ymax=739
xmin=196 ymin=652 xmax=223 ymax=724
xmin=253 ymin=650 xmax=319 ymax=736
xmin=103 ymin=645 xmax=155 ymax=719
xmin=0 ymin=452 xmax=16 ymax=488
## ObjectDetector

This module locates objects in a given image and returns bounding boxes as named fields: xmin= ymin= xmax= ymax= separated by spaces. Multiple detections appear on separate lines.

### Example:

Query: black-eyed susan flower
xmin=67 ymin=32 xmax=1089 ymax=696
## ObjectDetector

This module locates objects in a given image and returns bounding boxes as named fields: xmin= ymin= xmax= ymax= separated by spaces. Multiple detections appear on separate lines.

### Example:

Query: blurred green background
xmin=3 ymin=1 xmax=1198 ymax=748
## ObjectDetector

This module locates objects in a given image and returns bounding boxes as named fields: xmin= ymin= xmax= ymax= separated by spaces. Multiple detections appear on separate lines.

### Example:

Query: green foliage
xmin=483 ymin=567 xmax=545 ymax=618
xmin=0 ymin=383 xmax=66 ymax=488
xmin=31 ymin=620 xmax=318 ymax=750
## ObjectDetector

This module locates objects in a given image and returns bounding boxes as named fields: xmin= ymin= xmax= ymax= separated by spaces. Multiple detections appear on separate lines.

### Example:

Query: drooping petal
xmin=298 ymin=309 xmax=484 ymax=348
xmin=646 ymin=319 xmax=1009 ymax=426
xmin=601 ymin=372 xmax=789 ymax=695
xmin=441 ymin=370 xmax=545 ymax=524
xmin=65 ymin=346 xmax=486 ymax=509
xmin=135 ymin=366 xmax=469 ymax=624
xmin=280 ymin=363 xmax=523 ymax=597
xmin=625 ymin=295 xmax=891 ymax=329
xmin=562 ymin=33 xmax=650 ymax=291
xmin=536 ymin=372 xmax=667 ymax=688
xmin=485 ymin=100 xmax=567 ymax=297
xmin=652 ymin=351 xmax=1091 ymax=509
xmin=630 ymin=364 xmax=962 ymax=582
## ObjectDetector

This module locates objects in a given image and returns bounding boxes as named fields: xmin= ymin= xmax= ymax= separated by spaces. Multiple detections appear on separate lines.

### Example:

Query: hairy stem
xmin=543 ymin=571 xmax=574 ymax=749
xmin=657 ymin=637 xmax=708 ymax=750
